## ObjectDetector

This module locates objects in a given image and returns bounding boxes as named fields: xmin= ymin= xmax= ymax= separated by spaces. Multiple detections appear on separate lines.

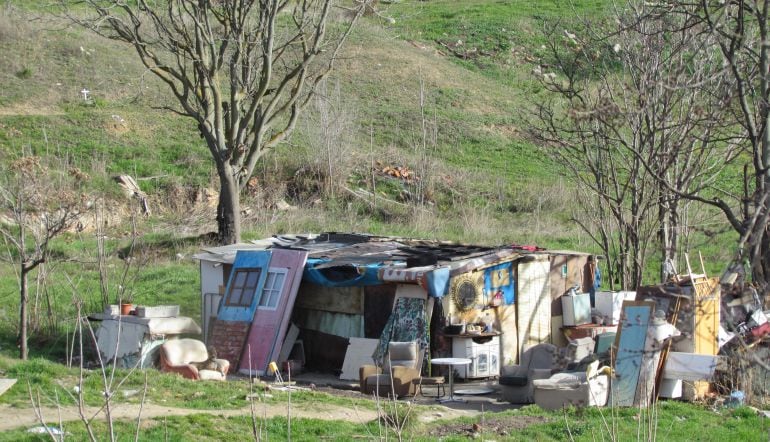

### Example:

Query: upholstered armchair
xmin=159 ymin=339 xmax=230 ymax=381
xmin=533 ymin=360 xmax=611 ymax=410
xmin=498 ymin=343 xmax=557 ymax=403
xmin=359 ymin=341 xmax=422 ymax=398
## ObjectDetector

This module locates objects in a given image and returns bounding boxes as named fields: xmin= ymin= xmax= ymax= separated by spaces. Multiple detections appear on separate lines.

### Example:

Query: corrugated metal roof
xmin=194 ymin=232 xmax=589 ymax=271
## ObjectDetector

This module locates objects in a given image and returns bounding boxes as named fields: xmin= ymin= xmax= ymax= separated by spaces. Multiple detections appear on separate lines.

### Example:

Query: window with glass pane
xmin=258 ymin=269 xmax=287 ymax=309
xmin=225 ymin=268 xmax=261 ymax=307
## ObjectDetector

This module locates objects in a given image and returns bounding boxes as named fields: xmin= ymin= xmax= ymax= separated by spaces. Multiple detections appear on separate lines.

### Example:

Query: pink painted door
xmin=239 ymin=249 xmax=308 ymax=374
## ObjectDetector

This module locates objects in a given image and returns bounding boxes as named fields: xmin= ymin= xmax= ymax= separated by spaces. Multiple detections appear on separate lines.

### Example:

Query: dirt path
xmin=0 ymin=402 xmax=380 ymax=432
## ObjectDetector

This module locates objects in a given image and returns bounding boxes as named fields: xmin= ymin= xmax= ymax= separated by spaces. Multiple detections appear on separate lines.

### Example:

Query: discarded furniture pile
xmin=90 ymin=304 xmax=202 ymax=369
xmin=495 ymin=258 xmax=742 ymax=410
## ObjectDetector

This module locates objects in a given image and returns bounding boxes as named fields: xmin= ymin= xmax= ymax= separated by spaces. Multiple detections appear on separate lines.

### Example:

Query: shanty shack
xmin=194 ymin=233 xmax=594 ymax=376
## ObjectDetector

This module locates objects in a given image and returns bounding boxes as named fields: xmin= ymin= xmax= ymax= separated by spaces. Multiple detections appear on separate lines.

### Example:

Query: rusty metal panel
xmin=294 ymin=282 xmax=364 ymax=315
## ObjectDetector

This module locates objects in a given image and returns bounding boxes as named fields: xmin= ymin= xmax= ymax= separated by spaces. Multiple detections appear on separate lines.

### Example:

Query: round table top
xmin=431 ymin=357 xmax=472 ymax=366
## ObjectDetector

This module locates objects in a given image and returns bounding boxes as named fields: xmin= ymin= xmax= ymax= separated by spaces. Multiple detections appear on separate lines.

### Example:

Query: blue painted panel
xmin=484 ymin=262 xmax=515 ymax=305
xmin=218 ymin=250 xmax=272 ymax=322
xmin=611 ymin=302 xmax=654 ymax=406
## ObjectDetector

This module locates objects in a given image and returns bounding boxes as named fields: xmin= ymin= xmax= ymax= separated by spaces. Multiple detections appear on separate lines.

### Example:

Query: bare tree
xmin=0 ymin=156 xmax=86 ymax=360
xmin=61 ymin=0 xmax=368 ymax=244
xmin=644 ymin=0 xmax=770 ymax=296
xmin=529 ymin=3 xmax=734 ymax=288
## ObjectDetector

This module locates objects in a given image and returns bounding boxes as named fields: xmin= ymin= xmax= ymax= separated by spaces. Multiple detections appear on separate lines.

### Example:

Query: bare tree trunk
xmin=217 ymin=171 xmax=242 ymax=245
xmin=19 ymin=265 xmax=29 ymax=360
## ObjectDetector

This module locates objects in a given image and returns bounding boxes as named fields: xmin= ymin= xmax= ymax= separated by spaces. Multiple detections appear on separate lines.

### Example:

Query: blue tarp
xmin=303 ymin=258 xmax=449 ymax=297
xmin=425 ymin=267 xmax=450 ymax=298
xmin=302 ymin=258 xmax=384 ymax=287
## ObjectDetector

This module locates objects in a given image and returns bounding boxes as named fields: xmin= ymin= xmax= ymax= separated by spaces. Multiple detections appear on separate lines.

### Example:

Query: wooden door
xmin=239 ymin=249 xmax=308 ymax=374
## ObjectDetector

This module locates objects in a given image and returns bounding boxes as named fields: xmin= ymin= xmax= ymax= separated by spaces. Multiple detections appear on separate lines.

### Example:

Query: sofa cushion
xmin=199 ymin=369 xmax=226 ymax=381
xmin=499 ymin=375 xmax=528 ymax=387
xmin=533 ymin=372 xmax=586 ymax=390
xmin=163 ymin=339 xmax=208 ymax=365
xmin=383 ymin=341 xmax=419 ymax=371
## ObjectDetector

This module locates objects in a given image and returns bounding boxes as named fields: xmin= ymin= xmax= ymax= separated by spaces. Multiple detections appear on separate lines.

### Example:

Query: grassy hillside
xmin=0 ymin=0 xmax=740 ymax=353
xmin=0 ymin=1 xmax=595 ymax=243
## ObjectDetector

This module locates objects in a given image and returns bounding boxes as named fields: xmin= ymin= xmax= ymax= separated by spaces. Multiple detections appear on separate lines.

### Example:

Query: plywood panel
xmin=497 ymin=304 xmax=518 ymax=365
xmin=339 ymin=337 xmax=379 ymax=380
xmin=692 ymin=277 xmax=720 ymax=398
xmin=551 ymin=315 xmax=569 ymax=347
xmin=295 ymin=283 xmax=364 ymax=315
xmin=517 ymin=257 xmax=552 ymax=355
xmin=550 ymin=255 xmax=588 ymax=304
xmin=693 ymin=278 xmax=720 ymax=356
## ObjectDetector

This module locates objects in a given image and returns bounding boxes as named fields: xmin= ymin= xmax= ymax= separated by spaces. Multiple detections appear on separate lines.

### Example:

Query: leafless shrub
xmin=0 ymin=153 xmax=89 ymax=360
xmin=297 ymin=79 xmax=357 ymax=200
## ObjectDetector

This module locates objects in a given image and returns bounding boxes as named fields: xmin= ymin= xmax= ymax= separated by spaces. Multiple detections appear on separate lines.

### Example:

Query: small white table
xmin=431 ymin=357 xmax=472 ymax=403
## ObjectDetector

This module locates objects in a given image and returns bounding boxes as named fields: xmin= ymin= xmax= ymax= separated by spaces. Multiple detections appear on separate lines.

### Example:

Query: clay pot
xmin=120 ymin=303 xmax=133 ymax=315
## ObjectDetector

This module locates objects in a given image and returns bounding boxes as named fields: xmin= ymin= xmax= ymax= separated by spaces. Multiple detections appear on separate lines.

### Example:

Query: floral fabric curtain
xmin=372 ymin=297 xmax=428 ymax=366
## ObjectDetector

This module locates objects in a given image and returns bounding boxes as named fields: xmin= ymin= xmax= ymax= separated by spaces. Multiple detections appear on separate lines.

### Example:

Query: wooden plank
xmin=278 ymin=323 xmax=300 ymax=364
xmin=497 ymin=304 xmax=519 ymax=365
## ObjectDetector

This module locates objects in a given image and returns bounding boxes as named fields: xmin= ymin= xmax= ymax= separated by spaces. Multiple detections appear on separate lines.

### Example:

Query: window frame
xmin=257 ymin=268 xmax=289 ymax=310
xmin=224 ymin=268 xmax=262 ymax=307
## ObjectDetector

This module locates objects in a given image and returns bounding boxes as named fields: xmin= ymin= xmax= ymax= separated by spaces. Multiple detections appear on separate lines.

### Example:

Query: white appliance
xmin=562 ymin=292 xmax=591 ymax=326
xmin=451 ymin=336 xmax=500 ymax=379
xmin=595 ymin=291 xmax=636 ymax=325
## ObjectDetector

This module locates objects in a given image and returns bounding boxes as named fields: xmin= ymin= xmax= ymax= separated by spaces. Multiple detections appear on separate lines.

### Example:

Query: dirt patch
xmin=426 ymin=415 xmax=550 ymax=438
xmin=0 ymin=401 xmax=379 ymax=432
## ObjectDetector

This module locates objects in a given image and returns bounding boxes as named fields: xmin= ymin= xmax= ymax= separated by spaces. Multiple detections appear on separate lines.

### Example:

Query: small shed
xmin=194 ymin=233 xmax=594 ymax=375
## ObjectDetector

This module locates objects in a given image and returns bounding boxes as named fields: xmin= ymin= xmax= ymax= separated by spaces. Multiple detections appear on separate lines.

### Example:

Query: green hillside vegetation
xmin=0 ymin=1 xmax=754 ymax=439
xmin=0 ymin=0 xmax=738 ymax=342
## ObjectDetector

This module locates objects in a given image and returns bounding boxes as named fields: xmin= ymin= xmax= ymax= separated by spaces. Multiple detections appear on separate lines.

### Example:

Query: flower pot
xmin=120 ymin=303 xmax=133 ymax=315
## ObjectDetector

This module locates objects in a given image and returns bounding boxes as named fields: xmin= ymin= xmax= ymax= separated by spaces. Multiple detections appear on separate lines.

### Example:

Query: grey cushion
xmin=383 ymin=341 xmax=418 ymax=372
xmin=499 ymin=375 xmax=528 ymax=387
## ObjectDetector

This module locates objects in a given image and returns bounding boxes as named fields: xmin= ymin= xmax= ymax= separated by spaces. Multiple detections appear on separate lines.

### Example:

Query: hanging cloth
xmin=372 ymin=297 xmax=428 ymax=366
